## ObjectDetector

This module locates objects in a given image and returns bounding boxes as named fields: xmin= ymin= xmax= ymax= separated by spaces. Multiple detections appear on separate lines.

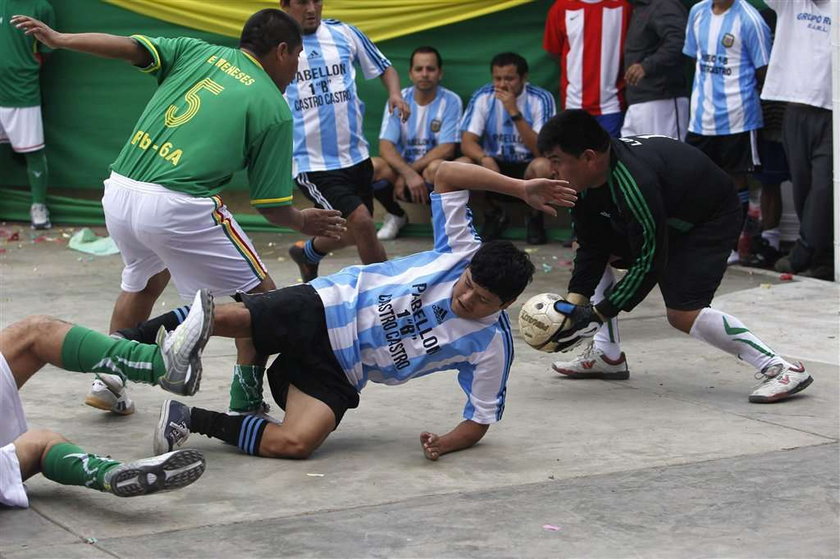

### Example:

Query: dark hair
xmin=410 ymin=46 xmax=442 ymax=69
xmin=470 ymin=240 xmax=535 ymax=303
xmin=240 ymin=9 xmax=302 ymax=56
xmin=537 ymin=109 xmax=611 ymax=157
xmin=490 ymin=52 xmax=528 ymax=76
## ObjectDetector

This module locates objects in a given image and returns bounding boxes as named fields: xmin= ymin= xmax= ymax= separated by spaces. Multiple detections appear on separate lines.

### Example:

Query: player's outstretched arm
xmin=420 ymin=420 xmax=489 ymax=461
xmin=434 ymin=161 xmax=576 ymax=214
xmin=11 ymin=15 xmax=151 ymax=67
xmin=258 ymin=206 xmax=347 ymax=240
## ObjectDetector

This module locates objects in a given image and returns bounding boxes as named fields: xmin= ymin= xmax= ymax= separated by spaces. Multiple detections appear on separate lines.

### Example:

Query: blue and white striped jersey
xmin=311 ymin=190 xmax=514 ymax=424
xmin=460 ymin=83 xmax=556 ymax=163
xmin=378 ymin=85 xmax=463 ymax=163
xmin=683 ymin=0 xmax=771 ymax=135
xmin=284 ymin=19 xmax=391 ymax=175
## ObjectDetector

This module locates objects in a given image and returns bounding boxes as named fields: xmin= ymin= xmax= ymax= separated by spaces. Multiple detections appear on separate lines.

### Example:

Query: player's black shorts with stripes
xmin=238 ymin=284 xmax=360 ymax=426
xmin=685 ymin=131 xmax=758 ymax=174
xmin=295 ymin=158 xmax=374 ymax=218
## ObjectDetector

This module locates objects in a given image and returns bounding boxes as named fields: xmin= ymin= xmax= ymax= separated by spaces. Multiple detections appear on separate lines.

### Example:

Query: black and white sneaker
xmin=154 ymin=399 xmax=192 ymax=454
xmin=103 ymin=449 xmax=205 ymax=498
xmin=157 ymin=289 xmax=213 ymax=396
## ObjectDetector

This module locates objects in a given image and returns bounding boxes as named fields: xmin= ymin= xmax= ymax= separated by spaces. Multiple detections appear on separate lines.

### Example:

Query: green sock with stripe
xmin=24 ymin=150 xmax=48 ymax=204
xmin=228 ymin=364 xmax=265 ymax=412
xmin=42 ymin=442 xmax=121 ymax=491
xmin=60 ymin=325 xmax=165 ymax=385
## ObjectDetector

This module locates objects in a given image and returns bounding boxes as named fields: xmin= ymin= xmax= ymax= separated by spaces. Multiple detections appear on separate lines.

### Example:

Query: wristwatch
xmin=510 ymin=112 xmax=523 ymax=122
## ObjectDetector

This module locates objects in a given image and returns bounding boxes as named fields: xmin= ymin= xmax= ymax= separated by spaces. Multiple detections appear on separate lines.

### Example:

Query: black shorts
xmin=238 ymin=284 xmax=359 ymax=426
xmin=295 ymin=159 xmax=374 ymax=218
xmin=658 ymin=196 xmax=742 ymax=310
xmin=685 ymin=130 xmax=759 ymax=174
xmin=487 ymin=159 xmax=530 ymax=204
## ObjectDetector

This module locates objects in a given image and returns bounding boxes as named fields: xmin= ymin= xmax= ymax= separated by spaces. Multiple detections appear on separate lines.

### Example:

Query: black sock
xmin=191 ymin=407 xmax=268 ymax=456
xmin=117 ymin=305 xmax=190 ymax=343
xmin=372 ymin=180 xmax=405 ymax=217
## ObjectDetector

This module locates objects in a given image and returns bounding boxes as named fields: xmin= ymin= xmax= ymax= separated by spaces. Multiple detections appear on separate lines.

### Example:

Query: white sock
xmin=689 ymin=308 xmax=788 ymax=372
xmin=761 ymin=228 xmax=781 ymax=250
xmin=592 ymin=267 xmax=622 ymax=360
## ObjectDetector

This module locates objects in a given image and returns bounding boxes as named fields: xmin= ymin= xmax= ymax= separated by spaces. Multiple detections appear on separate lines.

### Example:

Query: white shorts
xmin=0 ymin=353 xmax=29 ymax=508
xmin=621 ymin=97 xmax=689 ymax=141
xmin=102 ymin=172 xmax=267 ymax=301
xmin=0 ymin=106 xmax=45 ymax=153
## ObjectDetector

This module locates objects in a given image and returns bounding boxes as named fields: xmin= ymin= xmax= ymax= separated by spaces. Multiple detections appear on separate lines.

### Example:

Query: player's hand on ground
xmin=388 ymin=94 xmax=411 ymax=123
xmin=522 ymin=178 xmax=577 ymax=215
xmin=404 ymin=172 xmax=429 ymax=204
xmin=420 ymin=431 xmax=441 ymax=461
xmin=300 ymin=208 xmax=346 ymax=239
xmin=11 ymin=15 xmax=63 ymax=49
xmin=624 ymin=63 xmax=646 ymax=86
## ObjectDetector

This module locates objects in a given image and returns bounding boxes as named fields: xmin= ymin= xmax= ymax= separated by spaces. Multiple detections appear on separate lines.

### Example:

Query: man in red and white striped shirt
xmin=543 ymin=0 xmax=631 ymax=137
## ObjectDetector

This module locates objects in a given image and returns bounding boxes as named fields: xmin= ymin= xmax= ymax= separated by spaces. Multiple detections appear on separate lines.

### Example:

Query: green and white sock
xmin=228 ymin=364 xmax=265 ymax=412
xmin=24 ymin=150 xmax=48 ymax=204
xmin=42 ymin=442 xmax=120 ymax=491
xmin=689 ymin=308 xmax=788 ymax=372
xmin=60 ymin=325 xmax=165 ymax=385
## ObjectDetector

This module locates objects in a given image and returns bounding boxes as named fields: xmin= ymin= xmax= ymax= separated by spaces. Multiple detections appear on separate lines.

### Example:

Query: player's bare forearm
xmin=11 ymin=16 xmax=150 ymax=66
xmin=435 ymin=161 xmax=576 ymax=212
xmin=257 ymin=206 xmax=346 ymax=239
xmin=515 ymin=122 xmax=539 ymax=156
xmin=380 ymin=141 xmax=418 ymax=180
xmin=380 ymin=67 xmax=410 ymax=122
xmin=420 ymin=420 xmax=489 ymax=461
xmin=460 ymin=132 xmax=487 ymax=163
xmin=411 ymin=143 xmax=456 ymax=173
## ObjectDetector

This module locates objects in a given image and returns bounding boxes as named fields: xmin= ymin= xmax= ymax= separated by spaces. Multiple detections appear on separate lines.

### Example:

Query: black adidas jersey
xmin=569 ymin=135 xmax=738 ymax=318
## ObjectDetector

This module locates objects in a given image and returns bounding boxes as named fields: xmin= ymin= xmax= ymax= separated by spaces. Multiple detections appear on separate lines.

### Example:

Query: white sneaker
xmin=551 ymin=342 xmax=629 ymax=380
xmin=227 ymin=401 xmax=282 ymax=425
xmin=727 ymin=249 xmax=740 ymax=265
xmin=157 ymin=289 xmax=214 ymax=396
xmin=85 ymin=373 xmax=135 ymax=415
xmin=749 ymin=362 xmax=812 ymax=403
xmin=30 ymin=203 xmax=51 ymax=230
xmin=103 ymin=448 xmax=205 ymax=498
xmin=377 ymin=213 xmax=408 ymax=240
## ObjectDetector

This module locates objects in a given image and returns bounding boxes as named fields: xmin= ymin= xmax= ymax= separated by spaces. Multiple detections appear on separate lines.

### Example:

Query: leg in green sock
xmin=23 ymin=149 xmax=48 ymax=204
xmin=60 ymin=325 xmax=165 ymax=385
xmin=229 ymin=364 xmax=265 ymax=412
xmin=42 ymin=442 xmax=120 ymax=491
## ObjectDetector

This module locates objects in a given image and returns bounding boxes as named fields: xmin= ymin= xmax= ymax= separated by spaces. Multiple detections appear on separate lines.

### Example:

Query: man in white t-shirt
xmin=151 ymin=162 xmax=577 ymax=462
xmin=762 ymin=0 xmax=834 ymax=280
xmin=0 ymin=302 xmax=212 ymax=507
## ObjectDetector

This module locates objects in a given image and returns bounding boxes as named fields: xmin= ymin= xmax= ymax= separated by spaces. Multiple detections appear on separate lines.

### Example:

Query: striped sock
xmin=303 ymin=239 xmax=326 ymax=263
xmin=238 ymin=415 xmax=268 ymax=456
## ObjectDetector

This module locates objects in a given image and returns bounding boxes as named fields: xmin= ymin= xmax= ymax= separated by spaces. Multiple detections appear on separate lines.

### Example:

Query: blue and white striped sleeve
xmin=378 ymin=101 xmax=400 ymax=143
xmin=531 ymin=87 xmax=557 ymax=133
xmin=430 ymin=190 xmax=481 ymax=254
xmin=439 ymin=91 xmax=464 ymax=144
xmin=344 ymin=22 xmax=391 ymax=79
xmin=742 ymin=6 xmax=771 ymax=68
xmin=455 ymin=322 xmax=513 ymax=424
xmin=460 ymin=88 xmax=489 ymax=137
xmin=682 ymin=6 xmax=699 ymax=57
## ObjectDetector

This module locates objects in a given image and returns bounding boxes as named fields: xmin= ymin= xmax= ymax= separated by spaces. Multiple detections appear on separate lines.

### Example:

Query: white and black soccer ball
xmin=518 ymin=292 xmax=572 ymax=353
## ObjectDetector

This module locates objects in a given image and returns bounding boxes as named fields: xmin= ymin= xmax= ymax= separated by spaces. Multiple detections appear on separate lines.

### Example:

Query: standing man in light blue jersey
xmin=683 ymin=0 xmax=770 ymax=265
xmin=371 ymin=46 xmax=463 ymax=241
xmin=459 ymin=52 xmax=556 ymax=245
xmin=282 ymin=0 xmax=411 ymax=282
xmin=152 ymin=162 xmax=577 ymax=462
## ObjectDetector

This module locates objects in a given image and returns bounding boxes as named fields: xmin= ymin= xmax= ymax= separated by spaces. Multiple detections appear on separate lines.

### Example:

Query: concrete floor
xmin=0 ymin=224 xmax=837 ymax=558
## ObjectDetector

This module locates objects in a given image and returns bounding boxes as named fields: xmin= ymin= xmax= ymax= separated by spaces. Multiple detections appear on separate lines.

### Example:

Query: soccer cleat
xmin=227 ymin=401 xmax=282 ymax=425
xmin=84 ymin=373 xmax=135 ymax=415
xmin=157 ymin=289 xmax=213 ymax=396
xmin=288 ymin=241 xmax=319 ymax=282
xmin=376 ymin=213 xmax=408 ymax=241
xmin=551 ymin=342 xmax=630 ymax=380
xmin=103 ymin=449 xmax=205 ymax=498
xmin=30 ymin=203 xmax=51 ymax=230
xmin=154 ymin=399 xmax=192 ymax=454
xmin=749 ymin=362 xmax=813 ymax=403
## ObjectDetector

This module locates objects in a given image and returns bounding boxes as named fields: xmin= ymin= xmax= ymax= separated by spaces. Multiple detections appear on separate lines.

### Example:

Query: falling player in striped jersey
xmin=281 ymin=0 xmax=411 ymax=282
xmin=12 ymin=10 xmax=347 ymax=417
xmin=152 ymin=162 xmax=577 ymax=462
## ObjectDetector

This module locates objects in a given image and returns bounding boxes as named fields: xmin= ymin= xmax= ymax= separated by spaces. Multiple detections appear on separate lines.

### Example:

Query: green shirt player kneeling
xmin=11 ymin=9 xmax=347 ymax=417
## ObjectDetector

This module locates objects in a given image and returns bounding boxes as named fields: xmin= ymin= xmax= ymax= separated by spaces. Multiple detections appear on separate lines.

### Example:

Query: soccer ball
xmin=518 ymin=293 xmax=571 ymax=352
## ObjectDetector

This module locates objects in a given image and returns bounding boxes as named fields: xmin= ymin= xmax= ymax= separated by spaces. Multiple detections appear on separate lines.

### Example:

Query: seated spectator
xmin=371 ymin=47 xmax=463 ymax=240
xmin=459 ymin=52 xmax=556 ymax=245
